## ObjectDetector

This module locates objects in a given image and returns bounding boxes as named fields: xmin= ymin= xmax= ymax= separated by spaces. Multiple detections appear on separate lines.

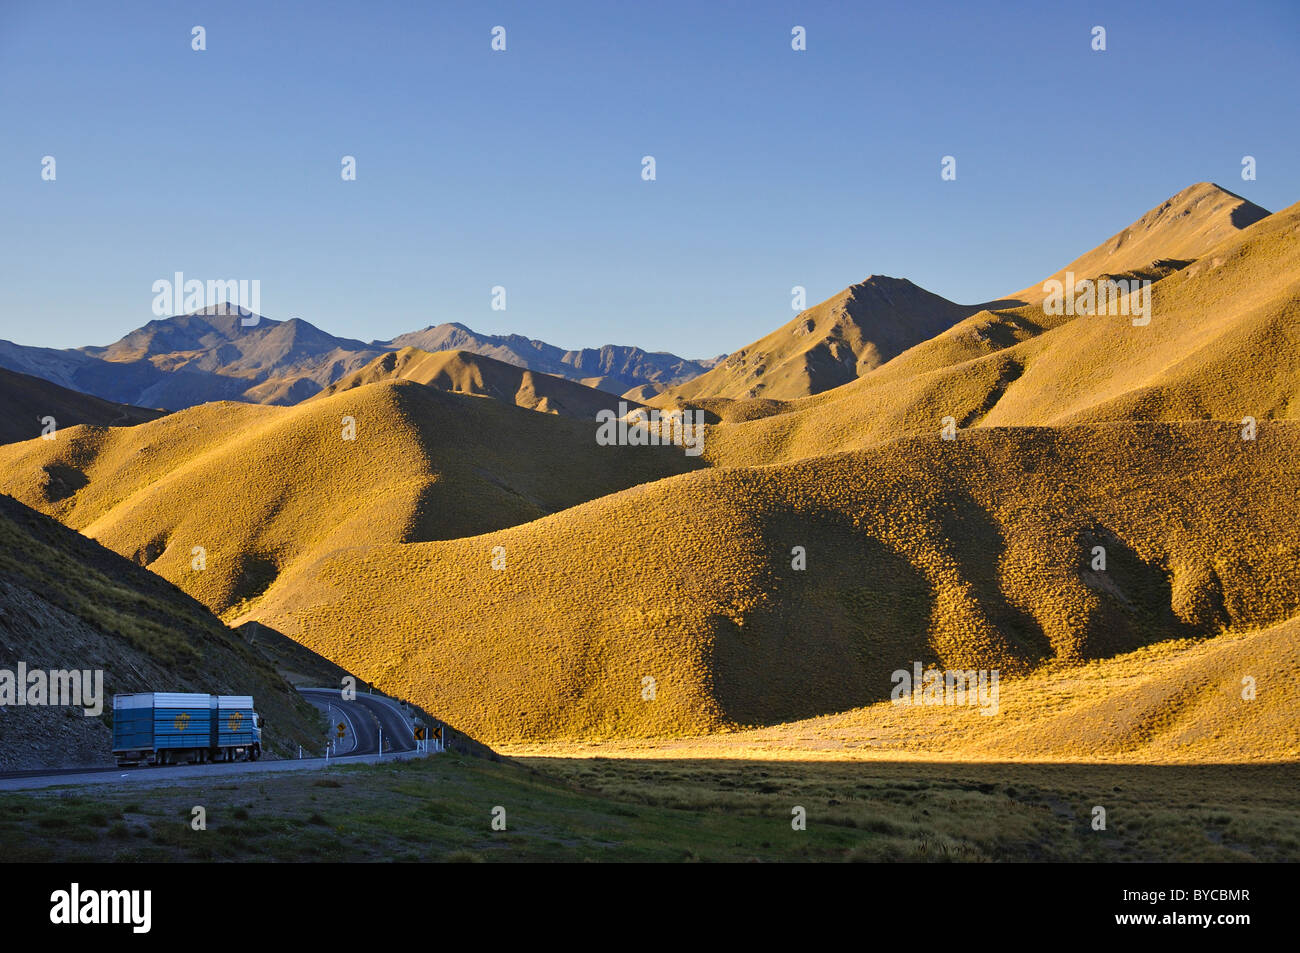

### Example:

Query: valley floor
xmin=1 ymin=753 xmax=1296 ymax=862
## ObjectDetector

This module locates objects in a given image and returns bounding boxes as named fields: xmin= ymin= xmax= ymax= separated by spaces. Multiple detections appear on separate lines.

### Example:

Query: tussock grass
xmin=249 ymin=421 xmax=1300 ymax=747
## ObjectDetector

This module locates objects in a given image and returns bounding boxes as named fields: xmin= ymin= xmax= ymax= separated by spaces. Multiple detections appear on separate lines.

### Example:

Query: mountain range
xmin=0 ymin=315 xmax=720 ymax=412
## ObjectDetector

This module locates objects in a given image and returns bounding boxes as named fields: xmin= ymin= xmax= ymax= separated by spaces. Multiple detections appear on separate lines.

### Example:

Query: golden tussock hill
xmin=241 ymin=422 xmax=1300 ymax=745
xmin=700 ymin=194 xmax=1300 ymax=467
xmin=522 ymin=614 xmax=1300 ymax=764
xmin=652 ymin=276 xmax=980 ymax=404
xmin=0 ymin=494 xmax=325 ymax=770
xmin=1009 ymin=182 xmax=1270 ymax=306
xmin=0 ymin=367 xmax=164 ymax=445
xmin=313 ymin=346 xmax=644 ymax=419
xmin=0 ymin=380 xmax=700 ymax=617
xmin=601 ymin=613 xmax=1300 ymax=764
xmin=656 ymin=183 xmax=1273 ymax=442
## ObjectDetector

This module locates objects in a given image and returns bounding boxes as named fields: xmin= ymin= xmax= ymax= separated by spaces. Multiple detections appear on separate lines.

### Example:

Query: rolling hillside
xmin=511 ymin=613 xmax=1300 ymax=764
xmin=0 ymin=380 xmax=700 ymax=618
xmin=242 ymin=422 xmax=1300 ymax=744
xmin=653 ymin=183 xmax=1273 ymax=427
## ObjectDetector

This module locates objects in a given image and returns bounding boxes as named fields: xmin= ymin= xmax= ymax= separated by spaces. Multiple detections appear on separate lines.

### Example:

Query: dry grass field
xmin=501 ymin=614 xmax=1300 ymax=764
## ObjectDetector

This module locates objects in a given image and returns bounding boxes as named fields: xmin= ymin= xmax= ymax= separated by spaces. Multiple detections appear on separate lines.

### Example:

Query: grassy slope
xmin=1007 ymin=182 xmax=1270 ymax=306
xmin=0 ymin=380 xmax=700 ymax=617
xmin=655 ymin=276 xmax=977 ymax=403
xmin=245 ymin=422 xmax=1300 ymax=745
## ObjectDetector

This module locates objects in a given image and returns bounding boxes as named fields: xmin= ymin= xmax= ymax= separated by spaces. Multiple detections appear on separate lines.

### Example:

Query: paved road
xmin=300 ymin=689 xmax=370 ymax=755
xmin=298 ymin=688 xmax=416 ymax=755
xmin=0 ymin=751 xmax=421 ymax=791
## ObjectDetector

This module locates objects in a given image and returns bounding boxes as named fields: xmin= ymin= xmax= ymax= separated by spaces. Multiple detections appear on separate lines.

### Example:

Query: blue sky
xmin=2 ymin=0 xmax=1296 ymax=356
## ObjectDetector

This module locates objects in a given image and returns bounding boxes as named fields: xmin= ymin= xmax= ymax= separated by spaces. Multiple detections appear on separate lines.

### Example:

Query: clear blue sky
xmin=2 ymin=0 xmax=1296 ymax=356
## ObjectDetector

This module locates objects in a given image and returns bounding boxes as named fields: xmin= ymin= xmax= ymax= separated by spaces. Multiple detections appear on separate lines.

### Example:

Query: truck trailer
xmin=112 ymin=693 xmax=263 ymax=766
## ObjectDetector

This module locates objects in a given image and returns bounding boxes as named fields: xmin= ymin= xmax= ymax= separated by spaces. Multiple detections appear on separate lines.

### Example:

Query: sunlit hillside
xmin=698 ymin=192 xmax=1300 ymax=468
xmin=506 ymin=614 xmax=1300 ymax=764
xmin=242 ymin=422 xmax=1300 ymax=744
xmin=654 ymin=275 xmax=979 ymax=403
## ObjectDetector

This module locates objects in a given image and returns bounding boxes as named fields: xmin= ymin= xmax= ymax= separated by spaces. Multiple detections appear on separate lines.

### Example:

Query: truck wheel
xmin=250 ymin=744 xmax=260 ymax=761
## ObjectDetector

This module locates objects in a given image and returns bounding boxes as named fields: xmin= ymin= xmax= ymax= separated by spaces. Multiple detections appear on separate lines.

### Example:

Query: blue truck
xmin=112 ymin=693 xmax=263 ymax=766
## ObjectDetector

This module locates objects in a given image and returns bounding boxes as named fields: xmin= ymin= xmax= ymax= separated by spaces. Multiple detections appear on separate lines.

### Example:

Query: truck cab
xmin=250 ymin=712 xmax=263 ymax=760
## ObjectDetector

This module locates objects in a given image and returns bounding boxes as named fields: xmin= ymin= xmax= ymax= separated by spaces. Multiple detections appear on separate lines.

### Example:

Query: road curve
xmin=298 ymin=688 xmax=416 ymax=755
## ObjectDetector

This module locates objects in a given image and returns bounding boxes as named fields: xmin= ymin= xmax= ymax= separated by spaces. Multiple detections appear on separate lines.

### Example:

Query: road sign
xmin=414 ymin=725 xmax=425 ymax=741
xmin=336 ymin=722 xmax=346 ymax=738
xmin=432 ymin=725 xmax=441 ymax=740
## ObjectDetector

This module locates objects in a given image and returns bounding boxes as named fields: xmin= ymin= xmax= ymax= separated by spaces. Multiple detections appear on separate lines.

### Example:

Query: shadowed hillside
xmin=0 ymin=367 xmax=164 ymax=445
xmin=241 ymin=422 xmax=1300 ymax=744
